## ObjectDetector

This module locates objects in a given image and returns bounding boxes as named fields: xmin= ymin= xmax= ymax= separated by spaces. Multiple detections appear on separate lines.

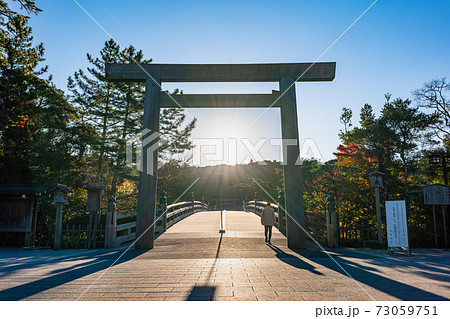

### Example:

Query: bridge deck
xmin=0 ymin=211 xmax=449 ymax=301
xmin=150 ymin=211 xmax=289 ymax=259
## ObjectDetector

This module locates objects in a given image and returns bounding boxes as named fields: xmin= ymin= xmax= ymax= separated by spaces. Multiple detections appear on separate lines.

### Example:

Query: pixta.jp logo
xmin=126 ymin=129 xmax=160 ymax=175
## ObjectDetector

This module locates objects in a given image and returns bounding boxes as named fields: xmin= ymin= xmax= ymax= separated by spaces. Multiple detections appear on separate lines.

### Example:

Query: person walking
xmin=261 ymin=202 xmax=276 ymax=244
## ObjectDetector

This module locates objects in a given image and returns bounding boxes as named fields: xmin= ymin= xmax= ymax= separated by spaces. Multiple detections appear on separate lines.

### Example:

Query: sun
xmin=190 ymin=109 xmax=278 ymax=166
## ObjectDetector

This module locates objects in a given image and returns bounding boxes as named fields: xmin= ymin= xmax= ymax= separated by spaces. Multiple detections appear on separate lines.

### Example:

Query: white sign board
xmin=386 ymin=200 xmax=409 ymax=248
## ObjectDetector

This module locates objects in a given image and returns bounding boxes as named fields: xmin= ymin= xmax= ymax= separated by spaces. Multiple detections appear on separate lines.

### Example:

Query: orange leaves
xmin=10 ymin=115 xmax=34 ymax=128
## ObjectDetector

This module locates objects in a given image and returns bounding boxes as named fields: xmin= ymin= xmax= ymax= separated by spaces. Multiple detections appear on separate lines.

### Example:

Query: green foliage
xmin=0 ymin=1 xmax=197 ymax=240
xmin=339 ymin=106 xmax=352 ymax=133
xmin=0 ymin=0 xmax=448 ymax=248
xmin=414 ymin=78 xmax=450 ymax=147
xmin=0 ymin=1 xmax=76 ymax=185
xmin=327 ymin=94 xmax=441 ymax=245
xmin=67 ymin=40 xmax=197 ymax=195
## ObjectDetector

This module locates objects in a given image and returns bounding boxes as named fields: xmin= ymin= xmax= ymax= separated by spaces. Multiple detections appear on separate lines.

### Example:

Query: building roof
xmin=0 ymin=184 xmax=70 ymax=196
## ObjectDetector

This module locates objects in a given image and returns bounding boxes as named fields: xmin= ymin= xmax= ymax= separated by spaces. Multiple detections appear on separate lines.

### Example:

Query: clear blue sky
xmin=28 ymin=0 xmax=450 ymax=164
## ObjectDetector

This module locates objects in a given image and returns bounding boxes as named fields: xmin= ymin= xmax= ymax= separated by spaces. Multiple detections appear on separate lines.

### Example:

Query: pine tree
xmin=68 ymin=40 xmax=197 ymax=194
xmin=0 ymin=2 xmax=53 ymax=183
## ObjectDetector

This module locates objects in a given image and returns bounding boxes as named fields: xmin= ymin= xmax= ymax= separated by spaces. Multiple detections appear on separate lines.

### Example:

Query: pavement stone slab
xmin=1 ymin=211 xmax=449 ymax=301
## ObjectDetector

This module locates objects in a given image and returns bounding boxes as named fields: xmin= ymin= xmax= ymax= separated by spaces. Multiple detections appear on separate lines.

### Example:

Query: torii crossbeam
xmin=105 ymin=62 xmax=336 ymax=250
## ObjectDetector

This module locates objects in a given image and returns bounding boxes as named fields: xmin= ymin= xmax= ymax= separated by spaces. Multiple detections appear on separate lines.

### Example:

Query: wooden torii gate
xmin=105 ymin=62 xmax=336 ymax=250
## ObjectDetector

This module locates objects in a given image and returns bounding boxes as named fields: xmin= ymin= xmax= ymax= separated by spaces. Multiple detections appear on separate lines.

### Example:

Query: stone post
xmin=105 ymin=196 xmax=116 ymax=248
xmin=326 ymin=196 xmax=338 ymax=248
xmin=52 ymin=190 xmax=68 ymax=250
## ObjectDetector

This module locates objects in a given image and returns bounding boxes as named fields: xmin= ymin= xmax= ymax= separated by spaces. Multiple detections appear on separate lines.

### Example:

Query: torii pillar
xmin=105 ymin=62 xmax=336 ymax=250
xmin=135 ymin=78 xmax=161 ymax=249
xmin=280 ymin=77 xmax=306 ymax=248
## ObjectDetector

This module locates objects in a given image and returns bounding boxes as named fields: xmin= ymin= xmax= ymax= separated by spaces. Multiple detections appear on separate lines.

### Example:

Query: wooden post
xmin=433 ymin=205 xmax=438 ymax=246
xmin=54 ymin=204 xmax=63 ymax=249
xmin=65 ymin=225 xmax=69 ymax=248
xmin=93 ymin=212 xmax=99 ymax=248
xmin=72 ymin=225 xmax=75 ymax=248
xmin=375 ymin=187 xmax=382 ymax=241
xmin=277 ymin=189 xmax=286 ymax=234
xmin=160 ymin=191 xmax=167 ymax=232
xmin=99 ymin=224 xmax=103 ymax=246
xmin=326 ymin=196 xmax=338 ymax=248
xmin=442 ymin=205 xmax=448 ymax=247
xmin=31 ymin=201 xmax=38 ymax=247
xmin=77 ymin=225 xmax=81 ymax=248
xmin=191 ymin=192 xmax=195 ymax=213
xmin=136 ymin=78 xmax=161 ymax=250
xmin=83 ymin=185 xmax=105 ymax=248
xmin=87 ymin=212 xmax=92 ymax=249
xmin=280 ymin=77 xmax=306 ymax=249
xmin=105 ymin=196 xmax=116 ymax=248
xmin=52 ymin=191 xmax=67 ymax=249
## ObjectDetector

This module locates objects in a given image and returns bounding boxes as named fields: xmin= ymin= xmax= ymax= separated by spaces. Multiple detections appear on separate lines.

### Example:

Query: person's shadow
xmin=267 ymin=244 xmax=323 ymax=275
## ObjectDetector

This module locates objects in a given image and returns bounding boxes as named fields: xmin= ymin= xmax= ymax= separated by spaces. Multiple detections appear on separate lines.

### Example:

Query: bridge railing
xmin=245 ymin=200 xmax=281 ymax=228
xmin=305 ymin=210 xmax=326 ymax=245
xmin=164 ymin=200 xmax=209 ymax=229
xmin=110 ymin=198 xmax=208 ymax=247
xmin=244 ymin=199 xmax=334 ymax=247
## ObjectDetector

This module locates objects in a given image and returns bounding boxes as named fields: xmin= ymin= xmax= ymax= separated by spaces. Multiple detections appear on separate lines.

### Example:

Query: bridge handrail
xmin=116 ymin=221 xmax=137 ymax=232
xmin=114 ymin=199 xmax=208 ymax=247
xmin=117 ymin=211 xmax=137 ymax=220
xmin=245 ymin=200 xmax=327 ymax=234
xmin=245 ymin=200 xmax=280 ymax=227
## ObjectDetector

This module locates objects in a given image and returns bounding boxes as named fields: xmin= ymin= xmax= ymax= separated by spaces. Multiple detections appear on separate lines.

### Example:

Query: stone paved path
xmin=0 ymin=211 xmax=449 ymax=301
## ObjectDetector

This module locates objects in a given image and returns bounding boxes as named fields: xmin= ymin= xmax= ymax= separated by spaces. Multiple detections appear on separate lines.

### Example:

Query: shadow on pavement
xmin=0 ymin=249 xmax=145 ymax=301
xmin=186 ymin=286 xmax=216 ymax=301
xmin=268 ymin=244 xmax=324 ymax=275
xmin=308 ymin=251 xmax=449 ymax=301
xmin=186 ymin=234 xmax=223 ymax=301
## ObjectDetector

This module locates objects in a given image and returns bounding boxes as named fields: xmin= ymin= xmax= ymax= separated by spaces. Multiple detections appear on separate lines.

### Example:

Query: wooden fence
xmin=61 ymin=223 xmax=105 ymax=249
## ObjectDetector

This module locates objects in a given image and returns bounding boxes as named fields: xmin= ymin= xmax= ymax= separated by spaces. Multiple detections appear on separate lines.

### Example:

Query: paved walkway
xmin=0 ymin=211 xmax=449 ymax=301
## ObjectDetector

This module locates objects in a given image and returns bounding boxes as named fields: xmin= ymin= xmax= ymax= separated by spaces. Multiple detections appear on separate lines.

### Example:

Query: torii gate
xmin=105 ymin=62 xmax=336 ymax=250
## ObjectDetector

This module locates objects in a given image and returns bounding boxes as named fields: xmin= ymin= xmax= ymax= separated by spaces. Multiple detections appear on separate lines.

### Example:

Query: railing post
xmin=278 ymin=189 xmax=286 ymax=234
xmin=326 ymin=195 xmax=338 ymax=248
xmin=105 ymin=196 xmax=116 ymax=248
xmin=160 ymin=190 xmax=167 ymax=232
xmin=254 ymin=192 xmax=257 ymax=213
xmin=191 ymin=192 xmax=195 ymax=213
